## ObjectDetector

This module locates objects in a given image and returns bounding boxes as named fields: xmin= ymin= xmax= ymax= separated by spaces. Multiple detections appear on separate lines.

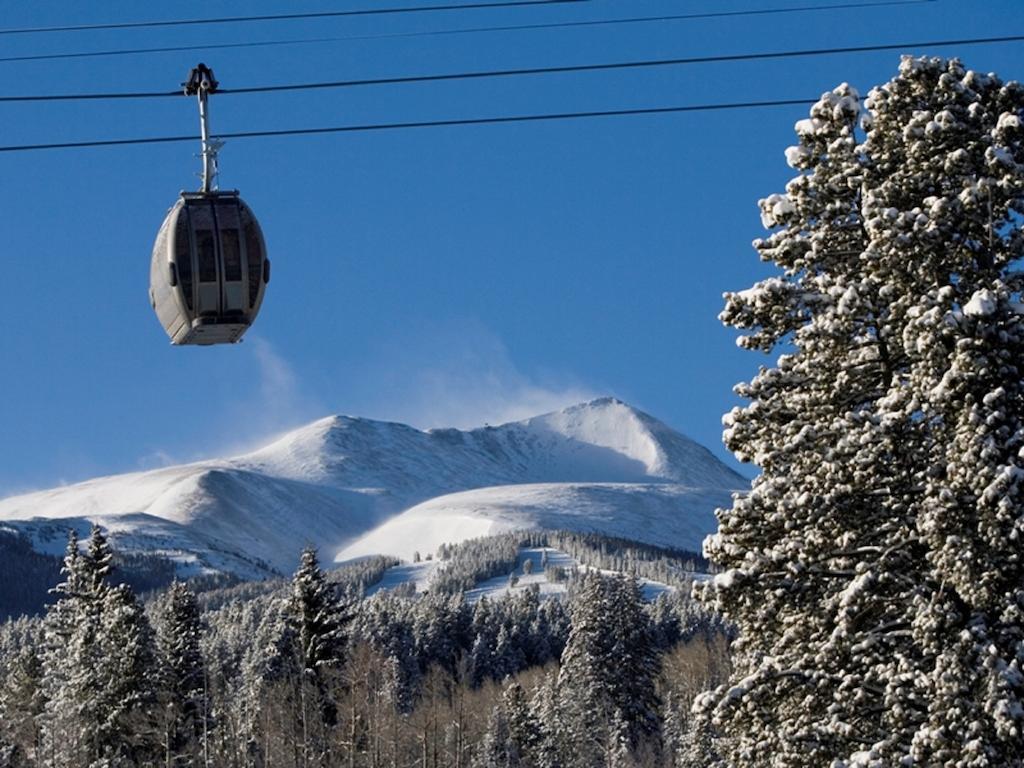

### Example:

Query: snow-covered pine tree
xmin=660 ymin=692 xmax=682 ymax=768
xmin=412 ymin=591 xmax=468 ymax=675
xmin=493 ymin=623 xmax=526 ymax=681
xmin=504 ymin=680 xmax=540 ymax=767
xmin=40 ymin=528 xmax=100 ymax=767
xmin=287 ymin=546 xmax=351 ymax=763
xmin=474 ymin=704 xmax=511 ymax=768
xmin=155 ymin=580 xmax=208 ymax=767
xmin=0 ymin=647 xmax=45 ymax=763
xmin=675 ymin=714 xmax=724 ymax=768
xmin=607 ymin=710 xmax=632 ymax=768
xmin=605 ymin=576 xmax=661 ymax=750
xmin=94 ymin=583 xmax=159 ymax=764
xmin=529 ymin=672 xmax=565 ymax=768
xmin=85 ymin=523 xmax=112 ymax=595
xmin=0 ymin=739 xmax=27 ymax=768
xmin=354 ymin=593 xmax=419 ymax=712
xmin=558 ymin=572 xmax=661 ymax=766
xmin=698 ymin=56 xmax=1024 ymax=766
xmin=469 ymin=597 xmax=498 ymax=686
xmin=41 ymin=528 xmax=159 ymax=767
xmin=290 ymin=547 xmax=348 ymax=676
xmin=558 ymin=572 xmax=613 ymax=766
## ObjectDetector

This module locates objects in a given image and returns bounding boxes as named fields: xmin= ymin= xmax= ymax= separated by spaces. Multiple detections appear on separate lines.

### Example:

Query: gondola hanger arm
xmin=183 ymin=63 xmax=222 ymax=193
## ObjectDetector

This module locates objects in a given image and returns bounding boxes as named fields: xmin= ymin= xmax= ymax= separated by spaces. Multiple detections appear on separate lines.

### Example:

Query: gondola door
xmin=215 ymin=201 xmax=246 ymax=316
xmin=188 ymin=200 xmax=221 ymax=319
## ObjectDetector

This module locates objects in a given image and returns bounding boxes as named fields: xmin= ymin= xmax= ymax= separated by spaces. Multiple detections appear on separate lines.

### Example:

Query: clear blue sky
xmin=1 ymin=0 xmax=1021 ymax=494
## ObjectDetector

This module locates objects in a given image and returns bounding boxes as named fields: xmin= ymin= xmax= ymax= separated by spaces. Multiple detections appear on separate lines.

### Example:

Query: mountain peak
xmin=0 ymin=400 xmax=746 ymax=578
xmin=575 ymin=395 xmax=626 ymax=408
xmin=526 ymin=397 xmax=666 ymax=431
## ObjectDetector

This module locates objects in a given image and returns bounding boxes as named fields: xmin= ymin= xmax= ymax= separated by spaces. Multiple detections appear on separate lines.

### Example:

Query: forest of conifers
xmin=0 ymin=527 xmax=729 ymax=768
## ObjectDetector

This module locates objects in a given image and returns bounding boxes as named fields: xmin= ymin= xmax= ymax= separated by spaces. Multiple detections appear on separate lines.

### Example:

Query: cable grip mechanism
xmin=183 ymin=63 xmax=223 ymax=193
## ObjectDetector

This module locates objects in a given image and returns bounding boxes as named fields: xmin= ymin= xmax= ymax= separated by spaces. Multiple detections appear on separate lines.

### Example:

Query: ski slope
xmin=367 ymin=548 xmax=675 ymax=603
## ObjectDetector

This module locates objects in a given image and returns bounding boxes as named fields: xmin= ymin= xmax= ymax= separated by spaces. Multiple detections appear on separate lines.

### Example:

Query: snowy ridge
xmin=0 ymin=399 xmax=746 ymax=577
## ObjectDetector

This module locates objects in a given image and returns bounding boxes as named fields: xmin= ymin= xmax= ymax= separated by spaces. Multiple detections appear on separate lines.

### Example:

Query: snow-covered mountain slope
xmin=0 ymin=398 xmax=746 ymax=577
xmin=337 ymin=483 xmax=732 ymax=563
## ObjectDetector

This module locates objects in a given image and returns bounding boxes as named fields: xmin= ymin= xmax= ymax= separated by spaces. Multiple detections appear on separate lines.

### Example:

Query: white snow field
xmin=0 ymin=398 xmax=747 ymax=578
xmin=335 ymin=483 xmax=731 ymax=563
xmin=364 ymin=561 xmax=440 ymax=597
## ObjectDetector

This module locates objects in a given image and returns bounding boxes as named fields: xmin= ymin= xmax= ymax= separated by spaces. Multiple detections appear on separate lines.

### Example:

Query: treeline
xmin=0 ymin=528 xmax=727 ymax=767
xmin=0 ymin=530 xmax=181 ymax=621
xmin=430 ymin=530 xmax=707 ymax=597
xmin=0 ymin=532 xmax=62 ymax=621
xmin=539 ymin=531 xmax=710 ymax=584
xmin=432 ymin=536 xmax=522 ymax=594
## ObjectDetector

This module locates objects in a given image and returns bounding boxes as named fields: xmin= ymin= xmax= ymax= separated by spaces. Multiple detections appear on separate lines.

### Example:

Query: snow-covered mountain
xmin=0 ymin=398 xmax=746 ymax=577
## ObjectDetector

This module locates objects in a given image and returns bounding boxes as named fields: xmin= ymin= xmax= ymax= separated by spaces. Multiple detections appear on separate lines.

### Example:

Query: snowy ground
xmin=335 ymin=482 xmax=731 ymax=564
xmin=464 ymin=547 xmax=579 ymax=603
xmin=364 ymin=560 xmax=439 ymax=597
xmin=367 ymin=547 xmax=676 ymax=603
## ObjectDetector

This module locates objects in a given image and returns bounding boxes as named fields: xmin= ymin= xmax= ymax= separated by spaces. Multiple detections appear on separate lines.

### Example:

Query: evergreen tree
xmin=85 ymin=523 xmax=113 ymax=595
xmin=558 ymin=573 xmax=615 ymax=767
xmin=493 ymin=624 xmax=526 ymax=681
xmin=413 ymin=592 xmax=468 ymax=675
xmin=474 ymin=704 xmax=511 ymax=768
xmin=0 ymin=647 xmax=45 ymax=762
xmin=355 ymin=593 xmax=419 ymax=712
xmin=675 ymin=715 xmax=723 ymax=768
xmin=155 ymin=580 xmax=208 ymax=766
xmin=0 ymin=740 xmax=28 ymax=768
xmin=528 ymin=673 xmax=564 ymax=768
xmin=94 ymin=584 xmax=159 ymax=764
xmin=287 ymin=546 xmax=351 ymax=762
xmin=40 ymin=528 xmax=101 ymax=767
xmin=558 ymin=573 xmax=661 ymax=766
xmin=469 ymin=597 xmax=497 ymax=686
xmin=504 ymin=681 xmax=540 ymax=767
xmin=660 ymin=692 xmax=682 ymax=768
xmin=605 ymin=577 xmax=661 ymax=749
xmin=290 ymin=547 xmax=348 ymax=675
xmin=699 ymin=56 xmax=1024 ymax=766
xmin=607 ymin=711 xmax=631 ymax=768
xmin=40 ymin=528 xmax=159 ymax=767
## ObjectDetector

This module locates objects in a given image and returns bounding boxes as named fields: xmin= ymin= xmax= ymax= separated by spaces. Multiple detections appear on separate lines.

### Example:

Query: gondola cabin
xmin=149 ymin=191 xmax=269 ymax=345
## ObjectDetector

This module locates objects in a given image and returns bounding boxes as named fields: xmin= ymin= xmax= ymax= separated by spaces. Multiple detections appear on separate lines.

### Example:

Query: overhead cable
xmin=0 ymin=0 xmax=936 ymax=65
xmin=1 ymin=31 xmax=1020 ymax=104
xmin=0 ymin=0 xmax=588 ymax=36
xmin=0 ymin=98 xmax=819 ymax=153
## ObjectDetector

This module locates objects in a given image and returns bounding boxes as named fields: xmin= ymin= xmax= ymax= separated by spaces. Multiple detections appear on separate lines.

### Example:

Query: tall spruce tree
xmin=698 ymin=56 xmax=1024 ymax=766
xmin=290 ymin=547 xmax=348 ymax=676
xmin=474 ymin=705 xmax=511 ymax=768
xmin=95 ymin=584 xmax=159 ymax=764
xmin=41 ymin=527 xmax=159 ymax=767
xmin=41 ymin=528 xmax=100 ymax=767
xmin=529 ymin=673 xmax=565 ymax=768
xmin=504 ymin=680 xmax=540 ymax=767
xmin=286 ymin=546 xmax=351 ymax=762
xmin=605 ymin=577 xmax=661 ymax=750
xmin=155 ymin=580 xmax=208 ymax=767
xmin=558 ymin=573 xmax=660 ymax=767
xmin=0 ymin=647 xmax=45 ymax=763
